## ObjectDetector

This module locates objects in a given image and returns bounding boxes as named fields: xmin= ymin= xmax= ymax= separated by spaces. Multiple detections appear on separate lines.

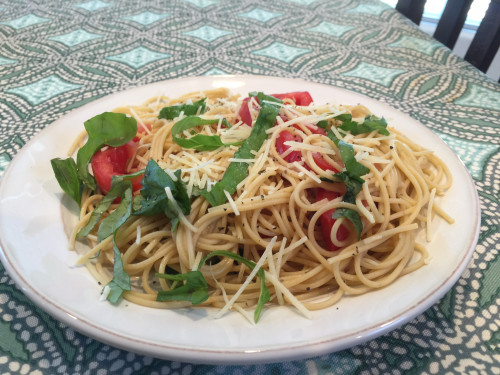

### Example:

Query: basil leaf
xmin=154 ymin=249 xmax=271 ymax=322
xmin=317 ymin=120 xmax=329 ymax=129
xmin=111 ymin=169 xmax=145 ymax=184
xmin=331 ymin=141 xmax=370 ymax=241
xmin=76 ymin=179 xmax=132 ymax=239
xmin=327 ymin=128 xmax=340 ymax=146
xmin=171 ymin=116 xmax=238 ymax=151
xmin=200 ymin=250 xmax=270 ymax=323
xmin=201 ymin=95 xmax=281 ymax=206
xmin=337 ymin=140 xmax=370 ymax=177
xmin=255 ymin=92 xmax=283 ymax=104
xmin=335 ymin=114 xmax=353 ymax=123
xmin=76 ymin=112 xmax=137 ymax=190
xmin=158 ymin=98 xmax=207 ymax=120
xmin=334 ymin=171 xmax=364 ymax=202
xmin=332 ymin=208 xmax=363 ymax=240
xmin=50 ymin=157 xmax=81 ymax=206
xmin=336 ymin=113 xmax=389 ymax=136
xmin=134 ymin=159 xmax=190 ymax=231
xmin=156 ymin=271 xmax=209 ymax=305
xmin=97 ymin=181 xmax=133 ymax=243
xmin=359 ymin=115 xmax=389 ymax=136
xmin=106 ymin=233 xmax=131 ymax=303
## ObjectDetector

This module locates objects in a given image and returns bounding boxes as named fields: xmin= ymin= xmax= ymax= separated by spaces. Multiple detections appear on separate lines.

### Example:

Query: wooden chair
xmin=396 ymin=0 xmax=500 ymax=81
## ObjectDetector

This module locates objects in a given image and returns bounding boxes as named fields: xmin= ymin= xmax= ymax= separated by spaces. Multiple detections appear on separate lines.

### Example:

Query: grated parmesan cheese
xmin=224 ymin=190 xmax=240 ymax=216
xmin=215 ymin=236 xmax=278 ymax=319
xmin=136 ymin=225 xmax=141 ymax=244
xmin=164 ymin=187 xmax=198 ymax=232
xmin=284 ymin=141 xmax=337 ymax=156
xmin=292 ymin=162 xmax=321 ymax=183
xmin=99 ymin=285 xmax=110 ymax=301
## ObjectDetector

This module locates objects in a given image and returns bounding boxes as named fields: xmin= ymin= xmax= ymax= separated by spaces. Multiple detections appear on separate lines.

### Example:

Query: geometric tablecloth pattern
xmin=1 ymin=0 xmax=499 ymax=374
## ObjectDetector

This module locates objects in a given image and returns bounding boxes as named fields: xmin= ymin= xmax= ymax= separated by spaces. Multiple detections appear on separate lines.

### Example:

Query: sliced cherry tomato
xmin=316 ymin=188 xmax=350 ymax=251
xmin=133 ymin=123 xmax=151 ymax=142
xmin=91 ymin=141 xmax=142 ymax=194
xmin=238 ymin=91 xmax=314 ymax=126
xmin=271 ymin=91 xmax=313 ymax=106
xmin=275 ymin=130 xmax=302 ymax=163
xmin=238 ymin=97 xmax=258 ymax=126
xmin=311 ymin=152 xmax=339 ymax=172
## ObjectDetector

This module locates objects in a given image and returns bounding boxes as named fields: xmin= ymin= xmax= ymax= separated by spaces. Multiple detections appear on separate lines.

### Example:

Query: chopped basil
xmin=336 ymin=113 xmax=389 ymax=136
xmin=133 ymin=159 xmax=190 ymax=232
xmin=201 ymin=250 xmax=270 ymax=323
xmin=97 ymin=182 xmax=133 ymax=243
xmin=106 ymin=233 xmax=131 ymax=303
xmin=78 ymin=159 xmax=191 ymax=305
xmin=201 ymin=92 xmax=282 ymax=206
xmin=332 ymin=207 xmax=363 ymax=240
xmin=75 ymin=177 xmax=134 ymax=303
xmin=158 ymin=97 xmax=207 ymax=120
xmin=76 ymin=178 xmax=133 ymax=239
xmin=155 ymin=249 xmax=271 ymax=323
xmin=156 ymin=271 xmax=209 ymax=305
xmin=50 ymin=112 xmax=137 ymax=204
xmin=171 ymin=116 xmax=238 ymax=151
xmin=331 ymin=171 xmax=364 ymax=240
xmin=337 ymin=140 xmax=370 ymax=178
xmin=50 ymin=158 xmax=81 ymax=206
xmin=316 ymin=120 xmax=329 ymax=129
xmin=76 ymin=112 xmax=138 ymax=190
xmin=331 ymin=141 xmax=370 ymax=240
xmin=327 ymin=128 xmax=340 ymax=146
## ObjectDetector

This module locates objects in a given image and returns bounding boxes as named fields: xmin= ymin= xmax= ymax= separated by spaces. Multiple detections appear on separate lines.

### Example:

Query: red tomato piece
xmin=271 ymin=91 xmax=313 ymax=106
xmin=91 ymin=141 xmax=142 ymax=194
xmin=311 ymin=152 xmax=339 ymax=172
xmin=238 ymin=97 xmax=259 ymax=126
xmin=316 ymin=188 xmax=350 ymax=251
xmin=238 ymin=91 xmax=314 ymax=126
xmin=133 ymin=123 xmax=151 ymax=142
xmin=275 ymin=130 xmax=302 ymax=163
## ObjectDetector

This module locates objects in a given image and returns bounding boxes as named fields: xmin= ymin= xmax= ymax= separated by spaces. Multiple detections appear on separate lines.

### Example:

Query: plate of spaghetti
xmin=0 ymin=75 xmax=480 ymax=364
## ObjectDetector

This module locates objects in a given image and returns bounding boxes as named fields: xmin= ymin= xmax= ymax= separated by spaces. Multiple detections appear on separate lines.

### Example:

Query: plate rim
xmin=0 ymin=74 xmax=481 ymax=364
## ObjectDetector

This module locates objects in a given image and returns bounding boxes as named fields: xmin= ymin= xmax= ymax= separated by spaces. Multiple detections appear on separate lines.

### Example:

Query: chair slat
xmin=433 ymin=0 xmax=474 ymax=49
xmin=395 ymin=0 xmax=427 ymax=25
xmin=464 ymin=0 xmax=500 ymax=73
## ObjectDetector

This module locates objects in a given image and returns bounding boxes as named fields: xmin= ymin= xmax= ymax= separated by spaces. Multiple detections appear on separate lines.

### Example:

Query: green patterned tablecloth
xmin=1 ymin=0 xmax=499 ymax=374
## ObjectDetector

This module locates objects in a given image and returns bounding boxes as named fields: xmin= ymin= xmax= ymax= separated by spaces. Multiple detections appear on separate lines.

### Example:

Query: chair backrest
xmin=396 ymin=0 xmax=500 ymax=79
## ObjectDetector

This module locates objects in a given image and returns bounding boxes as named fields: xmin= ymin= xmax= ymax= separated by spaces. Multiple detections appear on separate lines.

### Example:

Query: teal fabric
xmin=0 ymin=0 xmax=499 ymax=373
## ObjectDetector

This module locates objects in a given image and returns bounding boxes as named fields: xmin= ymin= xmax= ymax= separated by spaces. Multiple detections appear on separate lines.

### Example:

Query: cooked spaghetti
xmin=63 ymin=87 xmax=453 ymax=322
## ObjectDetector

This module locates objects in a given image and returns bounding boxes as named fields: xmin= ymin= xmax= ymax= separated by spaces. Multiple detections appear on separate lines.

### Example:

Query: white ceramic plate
xmin=0 ymin=75 xmax=480 ymax=364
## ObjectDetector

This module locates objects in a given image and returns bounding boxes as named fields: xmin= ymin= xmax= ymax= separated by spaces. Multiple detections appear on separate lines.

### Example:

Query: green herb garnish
xmin=331 ymin=141 xmax=370 ymax=240
xmin=50 ymin=112 xmax=137 ymax=205
xmin=155 ymin=250 xmax=271 ymax=322
xmin=156 ymin=271 xmax=209 ymax=305
xmin=133 ymin=159 xmax=190 ymax=232
xmin=171 ymin=116 xmax=238 ymax=151
xmin=50 ymin=157 xmax=81 ymax=206
xmin=158 ymin=97 xmax=207 ymax=120
xmin=76 ymin=178 xmax=133 ymax=239
xmin=76 ymin=112 xmax=138 ymax=190
xmin=201 ymin=92 xmax=282 ymax=206
xmin=106 ymin=233 xmax=132 ymax=303
xmin=336 ymin=113 xmax=389 ymax=136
